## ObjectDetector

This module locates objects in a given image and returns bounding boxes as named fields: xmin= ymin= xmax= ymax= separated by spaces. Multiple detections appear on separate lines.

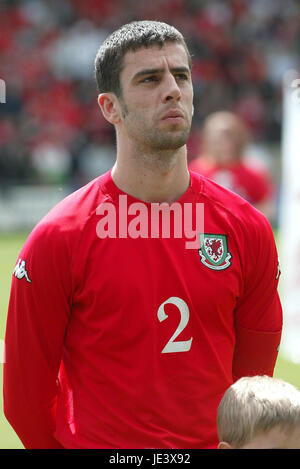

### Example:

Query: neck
xmin=111 ymin=141 xmax=190 ymax=203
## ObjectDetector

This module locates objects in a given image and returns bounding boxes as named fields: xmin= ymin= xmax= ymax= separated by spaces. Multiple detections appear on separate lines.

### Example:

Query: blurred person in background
xmin=189 ymin=111 xmax=276 ymax=222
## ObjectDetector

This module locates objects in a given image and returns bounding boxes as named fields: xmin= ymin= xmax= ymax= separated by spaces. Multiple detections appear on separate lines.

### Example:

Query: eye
xmin=175 ymin=73 xmax=189 ymax=81
xmin=141 ymin=75 xmax=159 ymax=83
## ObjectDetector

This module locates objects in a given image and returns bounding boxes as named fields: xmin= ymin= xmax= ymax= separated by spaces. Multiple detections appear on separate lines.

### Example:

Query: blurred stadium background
xmin=1 ymin=0 xmax=300 ymax=449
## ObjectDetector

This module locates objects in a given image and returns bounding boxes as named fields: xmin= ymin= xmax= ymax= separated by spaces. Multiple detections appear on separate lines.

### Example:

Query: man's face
xmin=117 ymin=42 xmax=194 ymax=152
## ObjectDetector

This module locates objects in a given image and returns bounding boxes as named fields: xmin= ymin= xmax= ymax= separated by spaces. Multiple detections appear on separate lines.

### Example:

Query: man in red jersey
xmin=3 ymin=21 xmax=282 ymax=449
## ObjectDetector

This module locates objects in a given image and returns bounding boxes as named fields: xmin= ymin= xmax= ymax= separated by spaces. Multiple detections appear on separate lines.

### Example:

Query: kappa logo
xmin=199 ymin=233 xmax=232 ymax=271
xmin=276 ymin=257 xmax=281 ymax=280
xmin=13 ymin=258 xmax=32 ymax=283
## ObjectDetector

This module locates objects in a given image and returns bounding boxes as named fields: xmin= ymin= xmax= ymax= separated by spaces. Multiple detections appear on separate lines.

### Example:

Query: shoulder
xmin=190 ymin=168 xmax=250 ymax=212
xmin=190 ymin=171 xmax=278 ymax=289
xmin=21 ymin=171 xmax=112 ymax=254
xmin=41 ymin=172 xmax=111 ymax=229
xmin=189 ymin=170 xmax=273 ymax=236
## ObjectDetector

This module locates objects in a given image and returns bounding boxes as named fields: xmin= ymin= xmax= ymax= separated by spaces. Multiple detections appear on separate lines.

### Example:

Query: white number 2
xmin=157 ymin=297 xmax=193 ymax=353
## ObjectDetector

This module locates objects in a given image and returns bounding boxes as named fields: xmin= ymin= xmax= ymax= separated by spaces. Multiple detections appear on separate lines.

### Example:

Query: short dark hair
xmin=94 ymin=20 xmax=192 ymax=97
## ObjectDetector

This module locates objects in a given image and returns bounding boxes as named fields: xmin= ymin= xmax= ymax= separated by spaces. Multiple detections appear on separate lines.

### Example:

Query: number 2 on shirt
xmin=157 ymin=297 xmax=193 ymax=353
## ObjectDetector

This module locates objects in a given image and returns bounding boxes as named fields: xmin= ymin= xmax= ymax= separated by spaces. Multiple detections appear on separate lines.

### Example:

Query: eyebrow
xmin=132 ymin=66 xmax=191 ymax=82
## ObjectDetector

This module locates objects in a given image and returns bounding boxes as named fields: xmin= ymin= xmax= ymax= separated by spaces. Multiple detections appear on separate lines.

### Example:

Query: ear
xmin=218 ymin=441 xmax=233 ymax=449
xmin=98 ymin=93 xmax=122 ymax=125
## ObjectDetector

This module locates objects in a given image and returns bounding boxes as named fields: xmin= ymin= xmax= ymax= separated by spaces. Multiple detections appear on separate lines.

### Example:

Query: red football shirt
xmin=3 ymin=170 xmax=282 ymax=449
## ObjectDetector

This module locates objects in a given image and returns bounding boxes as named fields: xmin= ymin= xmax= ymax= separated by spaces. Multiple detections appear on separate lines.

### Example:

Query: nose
xmin=162 ymin=72 xmax=181 ymax=103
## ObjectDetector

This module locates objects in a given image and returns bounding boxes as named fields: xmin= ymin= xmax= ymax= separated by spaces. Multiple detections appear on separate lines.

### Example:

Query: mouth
xmin=161 ymin=109 xmax=185 ymax=124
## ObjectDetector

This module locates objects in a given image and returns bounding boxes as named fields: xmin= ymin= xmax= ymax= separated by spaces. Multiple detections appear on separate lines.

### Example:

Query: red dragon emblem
xmin=199 ymin=234 xmax=232 ymax=270
xmin=205 ymin=238 xmax=222 ymax=261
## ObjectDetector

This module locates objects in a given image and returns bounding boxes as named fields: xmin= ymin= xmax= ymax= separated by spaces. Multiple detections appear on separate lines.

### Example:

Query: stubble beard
xmin=120 ymin=100 xmax=191 ymax=159
xmin=144 ymin=124 xmax=190 ymax=152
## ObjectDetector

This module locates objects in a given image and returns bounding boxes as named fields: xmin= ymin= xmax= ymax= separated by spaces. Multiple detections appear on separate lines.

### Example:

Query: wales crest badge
xmin=199 ymin=234 xmax=232 ymax=271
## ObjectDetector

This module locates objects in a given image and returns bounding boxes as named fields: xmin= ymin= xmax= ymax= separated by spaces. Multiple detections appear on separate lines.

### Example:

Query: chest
xmin=72 ymin=230 xmax=243 ymax=348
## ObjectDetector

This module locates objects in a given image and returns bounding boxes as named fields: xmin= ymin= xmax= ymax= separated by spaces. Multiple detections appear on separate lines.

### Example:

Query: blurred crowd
xmin=1 ymin=0 xmax=300 ymax=190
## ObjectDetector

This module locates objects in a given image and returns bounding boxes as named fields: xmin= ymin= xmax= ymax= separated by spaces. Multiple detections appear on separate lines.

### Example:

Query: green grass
xmin=0 ymin=232 xmax=299 ymax=449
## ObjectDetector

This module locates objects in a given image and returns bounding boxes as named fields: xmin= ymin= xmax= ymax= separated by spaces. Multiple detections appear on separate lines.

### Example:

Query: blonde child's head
xmin=217 ymin=375 xmax=300 ymax=449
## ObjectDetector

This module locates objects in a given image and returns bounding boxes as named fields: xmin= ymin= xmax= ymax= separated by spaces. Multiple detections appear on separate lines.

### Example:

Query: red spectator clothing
xmin=189 ymin=157 xmax=274 ymax=206
xmin=3 ymin=170 xmax=282 ymax=449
